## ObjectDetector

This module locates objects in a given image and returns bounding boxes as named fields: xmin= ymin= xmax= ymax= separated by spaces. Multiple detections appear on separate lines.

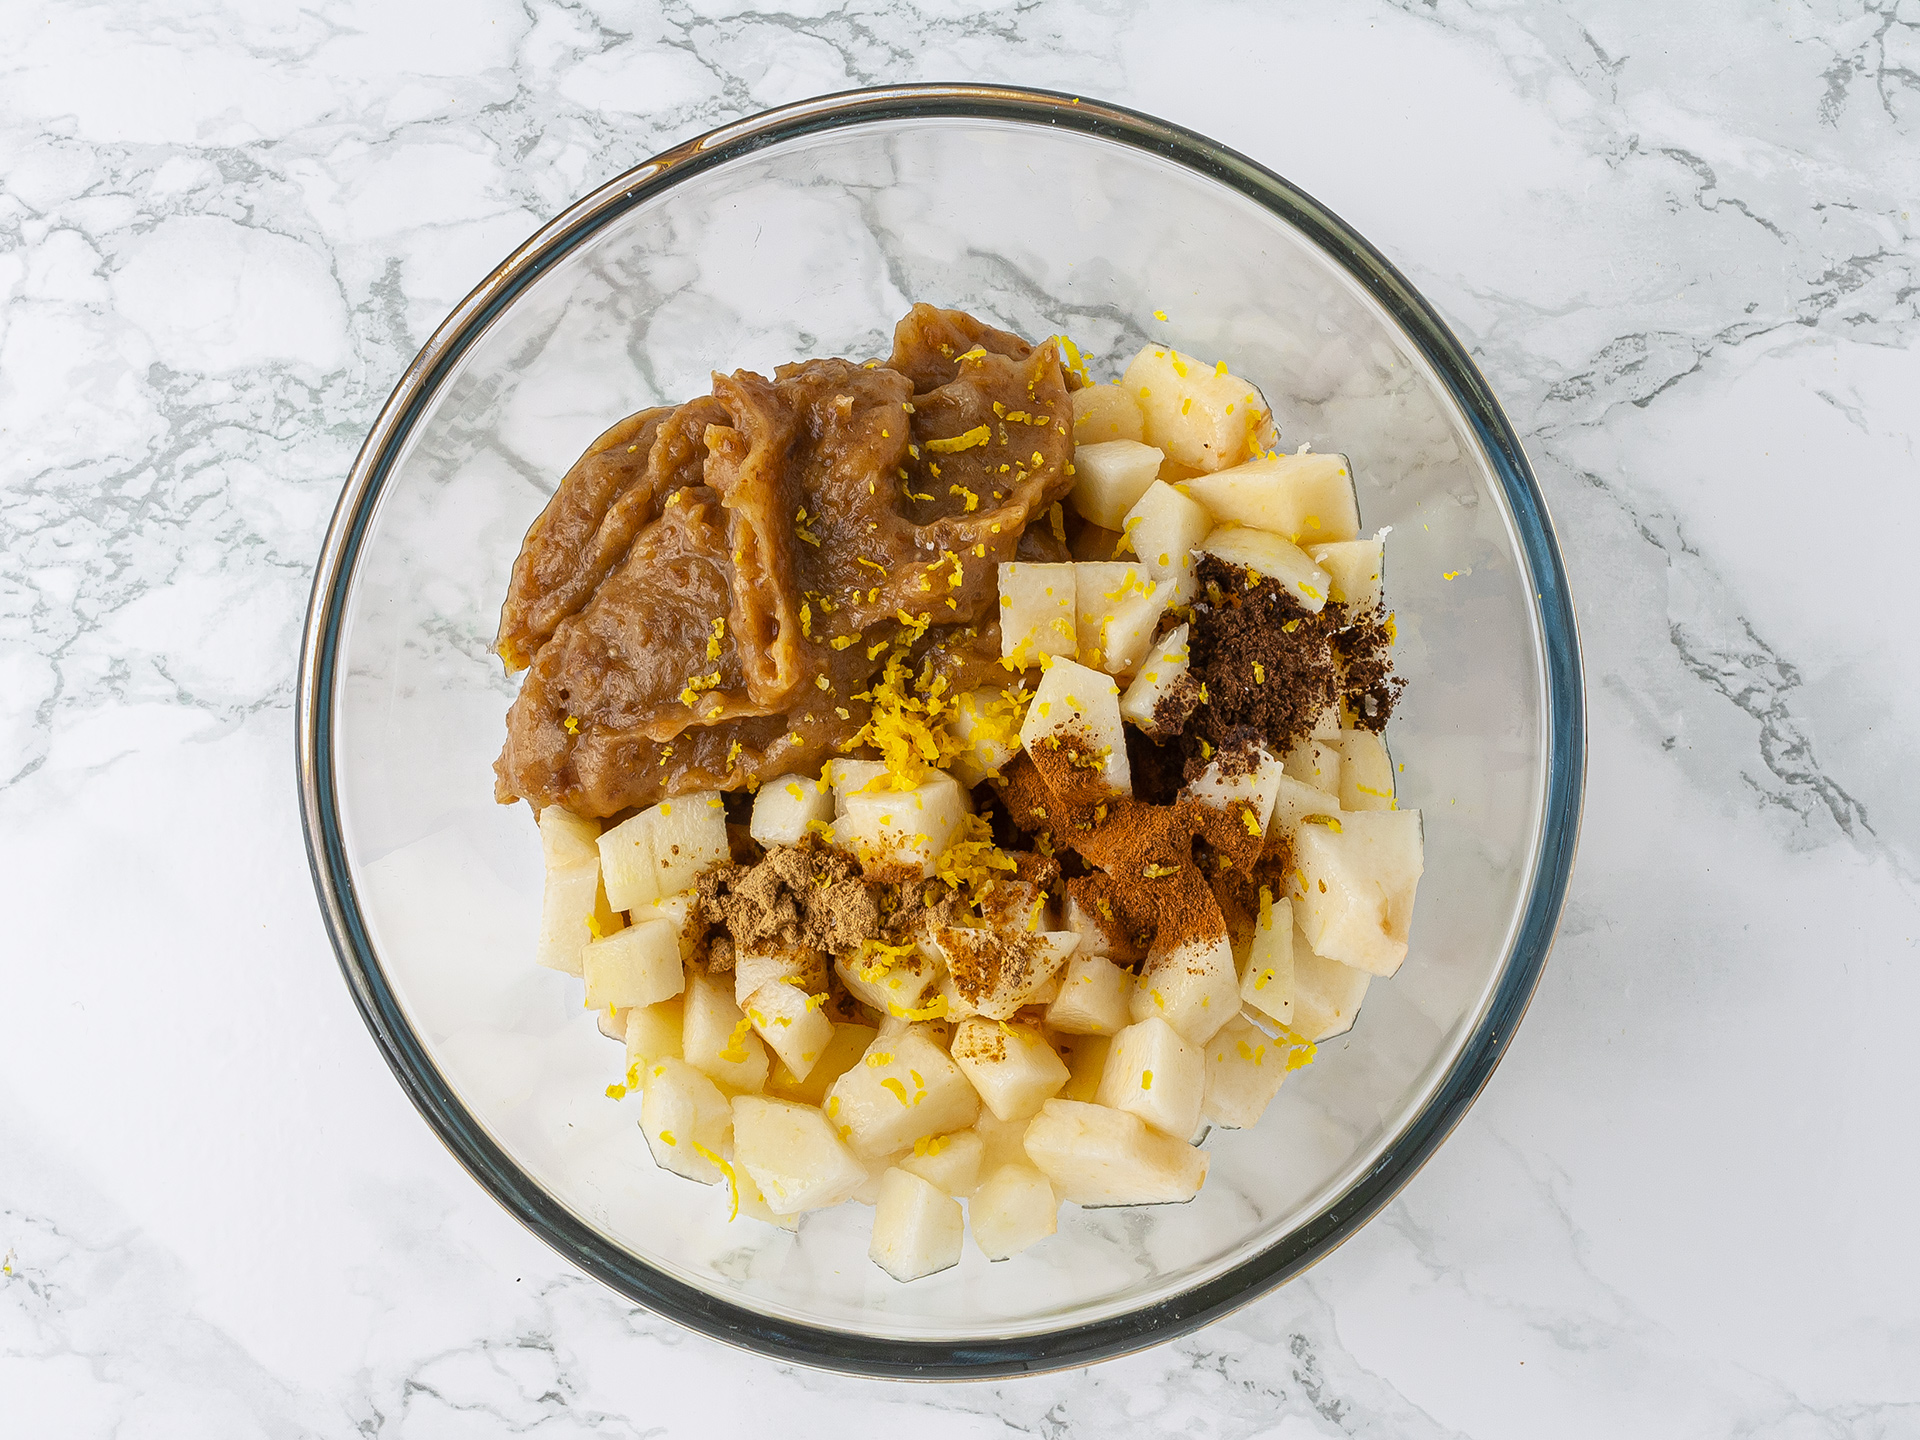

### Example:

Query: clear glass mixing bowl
xmin=297 ymin=85 xmax=1583 ymax=1378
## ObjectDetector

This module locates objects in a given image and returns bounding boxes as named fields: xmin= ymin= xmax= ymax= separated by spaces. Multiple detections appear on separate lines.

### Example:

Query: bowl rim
xmin=296 ymin=81 xmax=1585 ymax=1381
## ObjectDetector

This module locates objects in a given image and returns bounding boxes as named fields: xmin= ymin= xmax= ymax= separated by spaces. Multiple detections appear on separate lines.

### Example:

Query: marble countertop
xmin=5 ymin=1 xmax=1917 ymax=1434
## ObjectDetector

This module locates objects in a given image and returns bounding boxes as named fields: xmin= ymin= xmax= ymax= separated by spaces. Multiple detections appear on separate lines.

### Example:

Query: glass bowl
xmin=297 ymin=84 xmax=1583 ymax=1378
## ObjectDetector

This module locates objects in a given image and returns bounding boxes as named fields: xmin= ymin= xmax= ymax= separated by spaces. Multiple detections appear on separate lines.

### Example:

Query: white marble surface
xmin=3 ymin=0 xmax=1916 ymax=1433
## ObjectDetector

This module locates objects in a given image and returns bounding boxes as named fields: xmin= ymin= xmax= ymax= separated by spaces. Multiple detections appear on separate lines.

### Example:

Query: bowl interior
xmin=327 ymin=112 xmax=1549 ymax=1344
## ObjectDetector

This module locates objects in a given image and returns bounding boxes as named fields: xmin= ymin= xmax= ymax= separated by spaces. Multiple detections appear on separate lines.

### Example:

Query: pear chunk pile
xmin=523 ymin=334 xmax=1423 ymax=1281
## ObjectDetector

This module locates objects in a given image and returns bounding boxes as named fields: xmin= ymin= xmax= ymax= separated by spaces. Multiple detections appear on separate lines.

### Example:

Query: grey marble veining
xmin=3 ymin=1 xmax=1917 ymax=1435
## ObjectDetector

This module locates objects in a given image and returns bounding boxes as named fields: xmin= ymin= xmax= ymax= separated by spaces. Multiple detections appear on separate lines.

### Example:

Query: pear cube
xmin=1122 ymin=480 xmax=1212 ymax=587
xmin=624 ymin=995 xmax=684 ymax=1068
xmin=1202 ymin=1014 xmax=1290 ymax=1129
xmin=1182 ymin=747 xmax=1287 ymax=837
xmin=828 ymin=758 xmax=890 ymax=807
xmin=638 ymin=1057 xmax=733 ymax=1185
xmin=583 ymin=919 xmax=687 ymax=1013
xmin=1095 ymin=1016 xmax=1205 ymax=1140
xmin=681 ymin=968 xmax=769 ymax=1094
xmin=734 ymin=947 xmax=824 ymax=1008
xmin=1021 ymin=1098 xmax=1208 ymax=1206
xmin=1307 ymin=535 xmax=1384 ymax=612
xmin=1182 ymin=451 xmax=1361 ymax=544
xmin=948 ymin=686 xmax=1026 ymax=785
xmin=1059 ymin=1033 xmax=1112 ymax=1102
xmin=1068 ymin=439 xmax=1164 ymax=530
xmin=1073 ymin=562 xmax=1169 ymax=676
xmin=635 ymin=891 xmax=700 ymax=960
xmin=1120 ymin=345 xmax=1272 ymax=472
xmin=538 ymin=805 xmax=600 ymax=868
xmin=951 ymin=1018 xmax=1070 ymax=1122
xmin=742 ymin=981 xmax=835 ymax=1081
xmin=1044 ymin=952 xmax=1135 ymax=1036
xmin=1293 ymin=809 xmax=1424 ymax=976
xmin=836 ymin=770 xmax=971 ymax=877
xmin=824 ymin=1029 xmax=979 ymax=1161
xmin=749 ymin=773 xmax=833 ymax=847
xmin=1070 ymin=381 xmax=1145 ymax=445
xmin=1118 ymin=624 xmax=1192 ymax=735
xmin=1291 ymin=921 xmax=1372 ymax=1040
xmin=997 ymin=561 xmax=1078 ymax=666
xmin=766 ymin=1020 xmax=875 ymax=1106
xmin=730 ymin=1096 xmax=868 ymax=1215
xmin=598 ymin=792 xmax=728 ymax=910
xmin=834 ymin=943 xmax=941 ymax=1018
xmin=1328 ymin=729 xmax=1396 ymax=812
xmin=1131 ymin=933 xmax=1239 ymax=1043
xmin=1238 ymin=890 xmax=1295 ymax=1027
xmin=1270 ymin=774 xmax=1342 ymax=840
xmin=1283 ymin=737 xmax=1343 ymax=798
xmin=937 ymin=927 xmax=1078 ymax=1021
xmin=537 ymin=860 xmax=615 ymax=976
xmin=1019 ymin=657 xmax=1131 ymax=794
xmin=897 ymin=1128 xmax=986 ymax=1198
xmin=869 ymin=1168 xmax=965 ymax=1281
xmin=969 ymin=1163 xmax=1058 ymax=1260
xmin=1197 ymin=525 xmax=1335 ymax=614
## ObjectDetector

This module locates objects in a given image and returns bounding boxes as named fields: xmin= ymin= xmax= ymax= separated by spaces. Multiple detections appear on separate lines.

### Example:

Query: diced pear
xmin=898 ymin=1128 xmax=986 ymax=1197
xmin=734 ymin=947 xmax=823 ymax=1008
xmin=1328 ymin=729 xmax=1396 ymax=812
xmin=1059 ymin=1033 xmax=1112 ymax=1102
xmin=869 ymin=1168 xmax=965 ymax=1282
xmin=875 ymin=1014 xmax=953 ymax=1051
xmin=1118 ymin=624 xmax=1192 ymax=733
xmin=1073 ymin=562 xmax=1168 ymax=676
xmin=1182 ymin=452 xmax=1361 ymax=543
xmin=1270 ymin=774 xmax=1341 ymax=839
xmin=1021 ymin=1098 xmax=1208 ymax=1206
xmin=597 ymin=792 xmax=729 ymax=911
xmin=1293 ymin=809 xmax=1424 ymax=976
xmin=734 ymin=1169 xmax=800 ymax=1230
xmin=972 ymin=1109 xmax=1033 ymax=1171
xmin=1071 ymin=381 xmax=1145 ymax=445
xmin=536 ymin=860 xmax=613 ymax=977
xmin=638 ymin=1058 xmax=733 ymax=1185
xmin=1197 ymin=525 xmax=1334 ymax=614
xmin=1068 ymin=439 xmax=1164 ymax=530
xmin=1120 ymin=345 xmax=1272 ymax=472
xmin=538 ymin=805 xmax=600 ymax=868
xmin=1019 ymin=657 xmax=1131 ymax=794
xmin=969 ymin=1163 xmax=1058 ymax=1260
xmin=948 ymin=686 xmax=1026 ymax=786
xmin=1307 ymin=535 xmax=1384 ymax=612
xmin=1131 ymin=933 xmax=1239 ymax=1043
xmin=596 ymin=1005 xmax=629 ymax=1041
xmin=1202 ymin=1014 xmax=1290 ymax=1129
xmin=1283 ymin=737 xmax=1342 ymax=798
xmin=1289 ymin=921 xmax=1371 ymax=1040
xmin=681 ymin=968 xmax=769 ymax=1094
xmin=635 ymin=891 xmax=700 ymax=960
xmin=937 ymin=927 xmax=1078 ymax=1021
xmin=766 ymin=1020 xmax=875 ymax=1106
xmin=836 ymin=770 xmax=971 ymax=878
xmin=625 ymin=995 xmax=684 ymax=1068
xmin=950 ymin=1018 xmax=1069 ymax=1122
xmin=834 ymin=943 xmax=940 ymax=1018
xmin=1060 ymin=891 xmax=1114 ymax=959
xmin=997 ymin=561 xmax=1078 ymax=666
xmin=742 ymin=981 xmax=835 ymax=1081
xmin=1122 ymin=480 xmax=1211 ymax=586
xmin=1044 ymin=952 xmax=1135 ymax=1036
xmin=730 ymin=1095 xmax=868 ymax=1215
xmin=1238 ymin=890 xmax=1295 ymax=1027
xmin=647 ymin=792 xmax=730 ymax=893
xmin=749 ymin=773 xmax=833 ymax=847
xmin=828 ymin=757 xmax=890 ymax=807
xmin=1095 ymin=1016 xmax=1205 ymax=1140
xmin=583 ymin=919 xmax=687 ymax=1012
xmin=979 ymin=876 xmax=1055 ymax=936
xmin=824 ymin=1029 xmax=979 ymax=1161
xmin=1182 ymin=747 xmax=1287 ymax=836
